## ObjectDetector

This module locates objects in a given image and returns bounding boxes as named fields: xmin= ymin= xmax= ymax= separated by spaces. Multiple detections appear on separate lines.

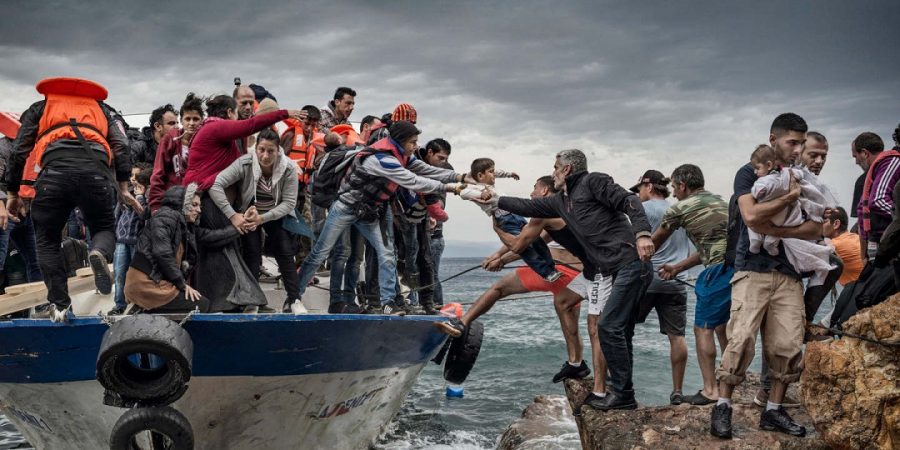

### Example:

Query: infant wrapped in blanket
xmin=749 ymin=145 xmax=837 ymax=286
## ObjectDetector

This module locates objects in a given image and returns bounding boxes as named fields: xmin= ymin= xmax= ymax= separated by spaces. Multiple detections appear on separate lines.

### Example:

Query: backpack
xmin=61 ymin=237 xmax=89 ymax=278
xmin=854 ymin=262 xmax=897 ymax=310
xmin=310 ymin=147 xmax=363 ymax=208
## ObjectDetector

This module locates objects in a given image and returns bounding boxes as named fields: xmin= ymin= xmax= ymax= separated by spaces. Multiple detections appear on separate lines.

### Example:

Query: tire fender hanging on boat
xmin=443 ymin=320 xmax=484 ymax=384
xmin=109 ymin=406 xmax=194 ymax=450
xmin=96 ymin=315 xmax=194 ymax=406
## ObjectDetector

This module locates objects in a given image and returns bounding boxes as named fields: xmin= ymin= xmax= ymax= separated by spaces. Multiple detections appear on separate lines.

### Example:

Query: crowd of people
xmin=1 ymin=77 xmax=899 ymax=440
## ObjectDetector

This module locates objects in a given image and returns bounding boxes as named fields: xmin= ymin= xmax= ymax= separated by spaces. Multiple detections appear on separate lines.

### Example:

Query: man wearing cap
xmin=630 ymin=169 xmax=692 ymax=406
xmin=289 ymin=121 xmax=475 ymax=315
xmin=391 ymin=103 xmax=417 ymax=124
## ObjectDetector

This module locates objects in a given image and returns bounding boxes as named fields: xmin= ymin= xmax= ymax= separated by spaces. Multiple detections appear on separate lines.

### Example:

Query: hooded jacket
xmin=498 ymin=170 xmax=651 ymax=276
xmin=148 ymin=127 xmax=189 ymax=212
xmin=129 ymin=126 xmax=158 ymax=165
xmin=209 ymin=150 xmax=298 ymax=223
xmin=130 ymin=185 xmax=239 ymax=291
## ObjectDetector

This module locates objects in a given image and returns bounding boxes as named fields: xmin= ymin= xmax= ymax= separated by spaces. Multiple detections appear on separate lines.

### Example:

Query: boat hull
xmin=0 ymin=314 xmax=448 ymax=449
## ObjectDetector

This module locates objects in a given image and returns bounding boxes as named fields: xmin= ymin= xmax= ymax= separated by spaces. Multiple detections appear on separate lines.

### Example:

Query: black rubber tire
xmin=109 ymin=406 xmax=194 ymax=450
xmin=443 ymin=320 xmax=484 ymax=384
xmin=97 ymin=315 xmax=193 ymax=405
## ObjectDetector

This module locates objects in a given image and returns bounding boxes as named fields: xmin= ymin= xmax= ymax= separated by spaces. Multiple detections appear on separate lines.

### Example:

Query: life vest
xmin=19 ymin=78 xmax=111 ymax=200
xmin=281 ymin=118 xmax=324 ymax=184
xmin=860 ymin=149 xmax=900 ymax=236
xmin=343 ymin=138 xmax=409 ymax=204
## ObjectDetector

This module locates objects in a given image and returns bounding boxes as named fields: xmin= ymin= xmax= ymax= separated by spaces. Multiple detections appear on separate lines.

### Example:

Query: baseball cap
xmin=629 ymin=169 xmax=667 ymax=193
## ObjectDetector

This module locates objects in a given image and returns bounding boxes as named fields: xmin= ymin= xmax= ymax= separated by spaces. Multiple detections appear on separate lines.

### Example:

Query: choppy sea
xmin=2 ymin=257 xmax=826 ymax=450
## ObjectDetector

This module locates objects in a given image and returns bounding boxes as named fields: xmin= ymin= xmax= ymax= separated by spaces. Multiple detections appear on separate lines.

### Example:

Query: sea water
xmin=1 ymin=257 xmax=816 ymax=450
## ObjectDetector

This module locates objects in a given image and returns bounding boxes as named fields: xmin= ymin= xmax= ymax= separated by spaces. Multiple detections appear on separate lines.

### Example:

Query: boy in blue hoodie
xmin=110 ymin=163 xmax=152 ymax=314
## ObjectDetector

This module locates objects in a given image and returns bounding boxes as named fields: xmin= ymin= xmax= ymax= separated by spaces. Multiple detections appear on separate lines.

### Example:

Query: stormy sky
xmin=2 ymin=1 xmax=899 ymax=246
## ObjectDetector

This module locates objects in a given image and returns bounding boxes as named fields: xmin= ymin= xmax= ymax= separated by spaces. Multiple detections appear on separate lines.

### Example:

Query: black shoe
xmin=670 ymin=390 xmax=685 ymax=405
xmin=107 ymin=306 xmax=126 ymax=316
xmin=552 ymin=360 xmax=590 ymax=383
xmin=258 ymin=304 xmax=276 ymax=313
xmin=760 ymin=407 xmax=806 ymax=437
xmin=382 ymin=301 xmax=407 ymax=316
xmin=422 ymin=305 xmax=438 ymax=315
xmin=585 ymin=390 xmax=637 ymax=411
xmin=576 ymin=392 xmax=608 ymax=415
xmin=282 ymin=300 xmax=293 ymax=313
xmin=687 ymin=390 xmax=716 ymax=406
xmin=710 ymin=403 xmax=733 ymax=439
xmin=88 ymin=250 xmax=113 ymax=295
xmin=435 ymin=318 xmax=465 ymax=337
xmin=328 ymin=302 xmax=366 ymax=314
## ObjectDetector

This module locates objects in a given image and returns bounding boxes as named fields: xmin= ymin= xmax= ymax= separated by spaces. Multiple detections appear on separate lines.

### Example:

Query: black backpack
xmin=854 ymin=263 xmax=897 ymax=310
xmin=310 ymin=147 xmax=364 ymax=208
xmin=61 ymin=237 xmax=89 ymax=278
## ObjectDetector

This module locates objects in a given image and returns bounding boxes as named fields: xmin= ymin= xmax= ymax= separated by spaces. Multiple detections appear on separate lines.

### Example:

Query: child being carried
xmin=748 ymin=144 xmax=837 ymax=285
xmin=460 ymin=158 xmax=562 ymax=283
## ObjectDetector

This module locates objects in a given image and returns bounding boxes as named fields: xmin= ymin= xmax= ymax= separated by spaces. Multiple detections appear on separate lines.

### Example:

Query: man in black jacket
xmin=485 ymin=148 xmax=655 ymax=410
xmin=129 ymin=104 xmax=177 ymax=165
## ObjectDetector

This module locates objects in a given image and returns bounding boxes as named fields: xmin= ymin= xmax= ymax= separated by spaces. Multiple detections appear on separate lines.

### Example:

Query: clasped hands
xmin=229 ymin=206 xmax=264 ymax=234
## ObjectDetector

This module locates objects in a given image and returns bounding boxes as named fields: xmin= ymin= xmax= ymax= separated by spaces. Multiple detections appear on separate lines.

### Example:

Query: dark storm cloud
xmin=2 ymin=0 xmax=899 ymax=241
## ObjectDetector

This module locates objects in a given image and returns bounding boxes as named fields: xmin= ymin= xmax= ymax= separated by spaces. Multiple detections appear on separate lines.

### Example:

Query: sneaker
xmin=30 ymin=304 xmax=52 ymax=319
xmin=328 ymin=302 xmax=366 ymax=314
xmin=421 ymin=305 xmax=438 ymax=315
xmin=687 ymin=390 xmax=716 ymax=406
xmin=88 ymin=250 xmax=113 ymax=295
xmin=759 ymin=407 xmax=806 ymax=437
xmin=583 ymin=389 xmax=637 ymax=411
xmin=49 ymin=304 xmax=75 ymax=323
xmin=710 ymin=403 xmax=733 ymax=439
xmin=382 ymin=301 xmax=407 ymax=316
xmin=258 ymin=304 xmax=276 ymax=313
xmin=544 ymin=270 xmax=563 ymax=283
xmin=365 ymin=304 xmax=382 ymax=315
xmin=290 ymin=300 xmax=309 ymax=315
xmin=552 ymin=360 xmax=590 ymax=383
xmin=670 ymin=390 xmax=685 ymax=405
xmin=754 ymin=389 xmax=801 ymax=408
xmin=107 ymin=306 xmax=126 ymax=316
xmin=435 ymin=318 xmax=465 ymax=337
xmin=243 ymin=305 xmax=259 ymax=314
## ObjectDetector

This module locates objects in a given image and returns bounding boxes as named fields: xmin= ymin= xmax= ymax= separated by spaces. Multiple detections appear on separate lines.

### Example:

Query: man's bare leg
xmin=695 ymin=327 xmax=719 ymax=399
xmin=714 ymin=324 xmax=727 ymax=354
xmin=435 ymin=272 xmax=528 ymax=336
xmin=554 ymin=288 xmax=583 ymax=363
xmin=668 ymin=334 xmax=688 ymax=394
xmin=587 ymin=313 xmax=607 ymax=393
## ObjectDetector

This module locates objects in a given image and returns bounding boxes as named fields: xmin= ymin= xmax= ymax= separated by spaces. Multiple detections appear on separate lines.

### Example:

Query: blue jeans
xmin=598 ymin=259 xmax=653 ymax=394
xmin=497 ymin=213 xmax=556 ymax=278
xmin=327 ymin=229 xmax=351 ymax=304
xmin=297 ymin=200 xmax=397 ymax=305
xmin=113 ymin=242 xmax=135 ymax=309
xmin=0 ymin=215 xmax=42 ymax=282
xmin=430 ymin=235 xmax=445 ymax=305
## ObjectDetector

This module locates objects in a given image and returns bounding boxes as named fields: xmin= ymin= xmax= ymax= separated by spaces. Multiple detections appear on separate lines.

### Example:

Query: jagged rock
xmin=497 ymin=394 xmax=579 ymax=449
xmin=563 ymin=374 xmax=826 ymax=449
xmin=801 ymin=294 xmax=900 ymax=450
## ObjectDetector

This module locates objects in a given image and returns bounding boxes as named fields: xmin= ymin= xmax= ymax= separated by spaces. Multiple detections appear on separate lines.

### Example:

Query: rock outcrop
xmin=563 ymin=374 xmax=826 ymax=449
xmin=801 ymin=294 xmax=900 ymax=450
xmin=497 ymin=394 xmax=580 ymax=450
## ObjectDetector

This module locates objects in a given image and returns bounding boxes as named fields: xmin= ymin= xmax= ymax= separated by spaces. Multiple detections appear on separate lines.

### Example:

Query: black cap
xmin=388 ymin=120 xmax=421 ymax=145
xmin=630 ymin=169 xmax=667 ymax=193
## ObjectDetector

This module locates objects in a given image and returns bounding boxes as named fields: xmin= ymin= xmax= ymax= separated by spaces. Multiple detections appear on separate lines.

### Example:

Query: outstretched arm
xmin=497 ymin=195 xmax=560 ymax=218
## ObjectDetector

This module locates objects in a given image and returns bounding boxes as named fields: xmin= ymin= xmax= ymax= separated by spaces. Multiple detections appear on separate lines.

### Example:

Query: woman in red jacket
xmin=182 ymin=94 xmax=304 ymax=312
xmin=148 ymin=93 xmax=204 ymax=212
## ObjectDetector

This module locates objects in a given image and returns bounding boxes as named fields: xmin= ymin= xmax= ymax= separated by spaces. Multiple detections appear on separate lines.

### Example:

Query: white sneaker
xmin=49 ymin=305 xmax=75 ymax=323
xmin=290 ymin=300 xmax=309 ymax=315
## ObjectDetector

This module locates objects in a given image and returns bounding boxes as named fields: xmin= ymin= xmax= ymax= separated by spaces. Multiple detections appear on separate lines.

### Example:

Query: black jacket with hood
xmin=498 ymin=170 xmax=651 ymax=276
xmin=130 ymin=184 xmax=238 ymax=291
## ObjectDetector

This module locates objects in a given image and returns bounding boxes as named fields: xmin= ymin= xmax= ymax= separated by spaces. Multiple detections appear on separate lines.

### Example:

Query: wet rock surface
xmin=498 ymin=395 xmax=579 ymax=450
xmin=801 ymin=294 xmax=900 ymax=450
xmin=563 ymin=373 xmax=826 ymax=449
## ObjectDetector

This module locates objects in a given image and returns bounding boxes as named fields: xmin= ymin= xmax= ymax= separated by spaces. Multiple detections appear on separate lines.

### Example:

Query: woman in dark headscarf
xmin=124 ymin=184 xmax=239 ymax=313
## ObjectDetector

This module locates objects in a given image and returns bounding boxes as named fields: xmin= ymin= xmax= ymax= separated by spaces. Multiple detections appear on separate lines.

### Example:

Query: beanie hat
xmin=256 ymin=98 xmax=279 ymax=116
xmin=388 ymin=121 xmax=420 ymax=145
xmin=391 ymin=103 xmax=417 ymax=123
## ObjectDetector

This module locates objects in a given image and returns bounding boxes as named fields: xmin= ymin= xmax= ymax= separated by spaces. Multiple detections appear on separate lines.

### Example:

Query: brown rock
xmin=563 ymin=374 xmax=825 ymax=450
xmin=497 ymin=394 xmax=579 ymax=450
xmin=801 ymin=294 xmax=900 ymax=450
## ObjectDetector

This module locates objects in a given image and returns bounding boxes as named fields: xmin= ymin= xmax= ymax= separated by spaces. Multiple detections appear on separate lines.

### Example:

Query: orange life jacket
xmin=19 ymin=78 xmax=111 ymax=199
xmin=282 ymin=118 xmax=324 ymax=184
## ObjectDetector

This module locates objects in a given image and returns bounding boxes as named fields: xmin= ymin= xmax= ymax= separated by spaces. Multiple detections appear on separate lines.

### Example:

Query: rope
xmin=808 ymin=323 xmax=900 ymax=348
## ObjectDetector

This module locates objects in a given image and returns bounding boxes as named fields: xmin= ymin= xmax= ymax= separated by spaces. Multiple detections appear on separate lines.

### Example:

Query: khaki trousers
xmin=716 ymin=270 xmax=805 ymax=385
